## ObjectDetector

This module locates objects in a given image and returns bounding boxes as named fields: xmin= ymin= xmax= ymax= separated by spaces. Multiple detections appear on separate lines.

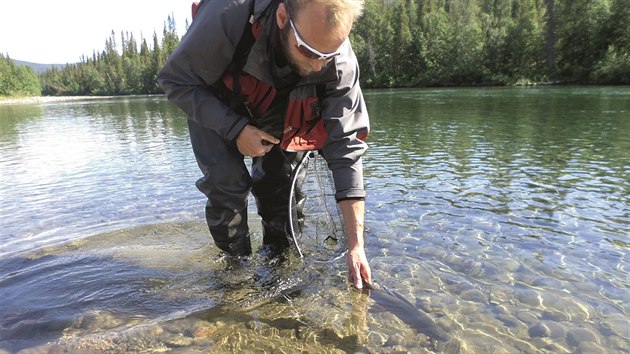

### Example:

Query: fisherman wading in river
xmin=158 ymin=0 xmax=372 ymax=289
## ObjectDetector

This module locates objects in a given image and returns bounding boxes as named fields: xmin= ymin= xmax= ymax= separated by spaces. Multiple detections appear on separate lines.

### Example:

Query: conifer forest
xmin=2 ymin=0 xmax=629 ymax=97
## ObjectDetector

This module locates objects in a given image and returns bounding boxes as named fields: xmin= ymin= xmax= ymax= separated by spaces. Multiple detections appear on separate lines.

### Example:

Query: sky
xmin=0 ymin=0 xmax=190 ymax=64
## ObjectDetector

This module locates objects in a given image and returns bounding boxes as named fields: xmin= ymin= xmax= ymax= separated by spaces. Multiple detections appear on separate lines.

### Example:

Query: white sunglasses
xmin=288 ymin=16 xmax=344 ymax=61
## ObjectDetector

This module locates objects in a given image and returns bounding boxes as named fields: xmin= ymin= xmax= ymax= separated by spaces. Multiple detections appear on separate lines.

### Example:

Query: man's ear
xmin=276 ymin=2 xmax=289 ymax=30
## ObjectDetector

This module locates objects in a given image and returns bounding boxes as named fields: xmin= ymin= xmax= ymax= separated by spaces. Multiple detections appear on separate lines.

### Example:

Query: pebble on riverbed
xmin=597 ymin=314 xmax=630 ymax=338
xmin=528 ymin=322 xmax=551 ymax=338
xmin=71 ymin=311 xmax=125 ymax=331
xmin=515 ymin=288 xmax=543 ymax=307
xmin=516 ymin=310 xmax=539 ymax=325
xmin=528 ymin=320 xmax=566 ymax=340
xmin=542 ymin=309 xmax=571 ymax=322
xmin=566 ymin=327 xmax=600 ymax=347
xmin=164 ymin=334 xmax=195 ymax=348
xmin=459 ymin=288 xmax=487 ymax=303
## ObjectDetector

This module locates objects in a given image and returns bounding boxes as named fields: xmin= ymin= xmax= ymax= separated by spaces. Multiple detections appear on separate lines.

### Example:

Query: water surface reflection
xmin=0 ymin=88 xmax=628 ymax=352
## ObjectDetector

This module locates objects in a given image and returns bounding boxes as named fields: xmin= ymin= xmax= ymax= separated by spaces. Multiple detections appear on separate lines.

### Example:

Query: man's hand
xmin=236 ymin=125 xmax=280 ymax=157
xmin=338 ymin=199 xmax=372 ymax=289
xmin=347 ymin=246 xmax=371 ymax=289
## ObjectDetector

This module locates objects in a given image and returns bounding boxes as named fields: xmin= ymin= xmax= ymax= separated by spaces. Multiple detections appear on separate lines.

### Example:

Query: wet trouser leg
xmin=187 ymin=120 xmax=252 ymax=256
xmin=251 ymin=147 xmax=304 ymax=250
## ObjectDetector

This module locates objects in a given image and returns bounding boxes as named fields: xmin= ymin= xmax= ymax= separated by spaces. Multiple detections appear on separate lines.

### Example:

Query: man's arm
xmin=338 ymin=199 xmax=371 ymax=289
xmin=319 ymin=42 xmax=371 ymax=289
xmin=157 ymin=0 xmax=251 ymax=142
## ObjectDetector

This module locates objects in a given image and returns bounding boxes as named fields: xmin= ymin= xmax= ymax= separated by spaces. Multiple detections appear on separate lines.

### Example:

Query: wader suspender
xmin=191 ymin=0 xmax=257 ymax=113
xmin=229 ymin=0 xmax=257 ymax=112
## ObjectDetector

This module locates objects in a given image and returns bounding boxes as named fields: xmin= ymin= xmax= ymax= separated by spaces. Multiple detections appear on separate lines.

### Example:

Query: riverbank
xmin=0 ymin=96 xmax=114 ymax=105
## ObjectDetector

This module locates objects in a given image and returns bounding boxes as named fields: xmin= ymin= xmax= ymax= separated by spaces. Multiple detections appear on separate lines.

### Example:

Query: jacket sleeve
xmin=157 ymin=0 xmax=251 ymax=142
xmin=321 ymin=42 xmax=370 ymax=201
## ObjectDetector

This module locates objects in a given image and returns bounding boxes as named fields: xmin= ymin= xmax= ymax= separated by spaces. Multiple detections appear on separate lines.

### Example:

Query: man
xmin=158 ymin=0 xmax=371 ymax=289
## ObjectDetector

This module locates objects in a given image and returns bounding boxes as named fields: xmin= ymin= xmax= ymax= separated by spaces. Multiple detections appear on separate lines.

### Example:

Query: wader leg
xmin=251 ymin=148 xmax=304 ymax=251
xmin=187 ymin=120 xmax=252 ymax=256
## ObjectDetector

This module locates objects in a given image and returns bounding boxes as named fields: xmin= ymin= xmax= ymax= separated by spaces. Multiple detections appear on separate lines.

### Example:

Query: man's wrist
xmin=346 ymin=232 xmax=364 ymax=250
xmin=225 ymin=117 xmax=250 ymax=143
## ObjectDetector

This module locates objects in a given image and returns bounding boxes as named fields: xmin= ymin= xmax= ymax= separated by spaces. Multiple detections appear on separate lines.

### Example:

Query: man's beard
xmin=280 ymin=25 xmax=304 ymax=75
xmin=280 ymin=25 xmax=314 ymax=77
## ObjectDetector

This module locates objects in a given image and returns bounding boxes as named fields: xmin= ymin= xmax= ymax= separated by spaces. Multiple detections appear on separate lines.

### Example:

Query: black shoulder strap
xmin=233 ymin=0 xmax=257 ymax=67
xmin=230 ymin=0 xmax=258 ymax=111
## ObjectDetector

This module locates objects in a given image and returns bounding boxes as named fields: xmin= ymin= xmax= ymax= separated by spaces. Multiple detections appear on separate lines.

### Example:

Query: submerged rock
xmin=164 ymin=334 xmax=194 ymax=348
xmin=516 ymin=311 xmax=539 ymax=325
xmin=459 ymin=289 xmax=487 ymax=303
xmin=567 ymin=328 xmax=600 ymax=347
xmin=528 ymin=322 xmax=551 ymax=338
xmin=515 ymin=288 xmax=542 ymax=307
xmin=576 ymin=342 xmax=606 ymax=354
xmin=542 ymin=309 xmax=570 ymax=322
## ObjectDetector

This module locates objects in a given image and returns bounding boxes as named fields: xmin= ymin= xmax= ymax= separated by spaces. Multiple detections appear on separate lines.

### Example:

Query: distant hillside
xmin=11 ymin=59 xmax=67 ymax=74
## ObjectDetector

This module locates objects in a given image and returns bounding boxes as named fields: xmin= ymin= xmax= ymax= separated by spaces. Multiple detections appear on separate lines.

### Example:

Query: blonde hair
xmin=286 ymin=0 xmax=364 ymax=32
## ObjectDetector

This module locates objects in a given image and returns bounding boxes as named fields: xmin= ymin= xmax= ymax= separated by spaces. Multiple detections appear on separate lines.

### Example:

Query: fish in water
xmin=365 ymin=281 xmax=461 ymax=352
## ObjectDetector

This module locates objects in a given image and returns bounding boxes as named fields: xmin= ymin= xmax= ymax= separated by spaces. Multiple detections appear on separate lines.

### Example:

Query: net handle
xmin=288 ymin=150 xmax=316 ymax=259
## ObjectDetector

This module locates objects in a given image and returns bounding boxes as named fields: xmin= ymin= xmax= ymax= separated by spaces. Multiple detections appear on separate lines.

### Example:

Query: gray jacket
xmin=157 ymin=0 xmax=369 ymax=200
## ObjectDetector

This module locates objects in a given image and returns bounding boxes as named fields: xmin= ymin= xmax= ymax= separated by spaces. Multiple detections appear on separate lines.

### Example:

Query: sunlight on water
xmin=1 ymin=89 xmax=629 ymax=353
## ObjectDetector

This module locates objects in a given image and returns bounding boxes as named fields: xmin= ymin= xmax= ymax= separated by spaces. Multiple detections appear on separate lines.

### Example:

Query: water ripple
xmin=1 ymin=91 xmax=629 ymax=353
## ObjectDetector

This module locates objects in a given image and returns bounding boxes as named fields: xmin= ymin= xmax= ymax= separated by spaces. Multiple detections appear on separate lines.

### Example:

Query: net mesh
xmin=289 ymin=151 xmax=345 ymax=261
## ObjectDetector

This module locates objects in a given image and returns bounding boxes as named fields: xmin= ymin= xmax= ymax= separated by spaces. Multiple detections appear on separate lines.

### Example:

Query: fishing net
xmin=288 ymin=151 xmax=345 ymax=261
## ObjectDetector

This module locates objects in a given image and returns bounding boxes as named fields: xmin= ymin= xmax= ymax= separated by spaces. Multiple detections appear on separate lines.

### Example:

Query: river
xmin=1 ymin=87 xmax=628 ymax=353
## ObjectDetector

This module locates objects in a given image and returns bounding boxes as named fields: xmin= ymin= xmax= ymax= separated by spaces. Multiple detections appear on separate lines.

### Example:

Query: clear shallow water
xmin=0 ymin=88 xmax=628 ymax=353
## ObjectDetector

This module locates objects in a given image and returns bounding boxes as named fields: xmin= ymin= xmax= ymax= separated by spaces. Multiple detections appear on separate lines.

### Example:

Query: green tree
xmin=593 ymin=46 xmax=630 ymax=84
xmin=40 ymin=66 xmax=65 ymax=95
xmin=446 ymin=0 xmax=484 ymax=83
xmin=0 ymin=53 xmax=41 ymax=96
xmin=544 ymin=0 xmax=557 ymax=77
xmin=502 ymin=0 xmax=547 ymax=83
xmin=391 ymin=0 xmax=413 ymax=84
xmin=479 ymin=0 xmax=512 ymax=83
xmin=32 ymin=6 xmax=630 ymax=95
xmin=353 ymin=0 xmax=396 ymax=87
xmin=419 ymin=0 xmax=484 ymax=84
xmin=162 ymin=15 xmax=180 ymax=63
xmin=592 ymin=0 xmax=630 ymax=84
xmin=420 ymin=0 xmax=453 ymax=84
xmin=148 ymin=31 xmax=164 ymax=93
xmin=555 ymin=0 xmax=610 ymax=81
xmin=606 ymin=0 xmax=630 ymax=51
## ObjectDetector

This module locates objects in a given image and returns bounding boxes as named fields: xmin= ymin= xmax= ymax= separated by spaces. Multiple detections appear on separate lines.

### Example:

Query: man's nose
xmin=310 ymin=59 xmax=326 ymax=72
